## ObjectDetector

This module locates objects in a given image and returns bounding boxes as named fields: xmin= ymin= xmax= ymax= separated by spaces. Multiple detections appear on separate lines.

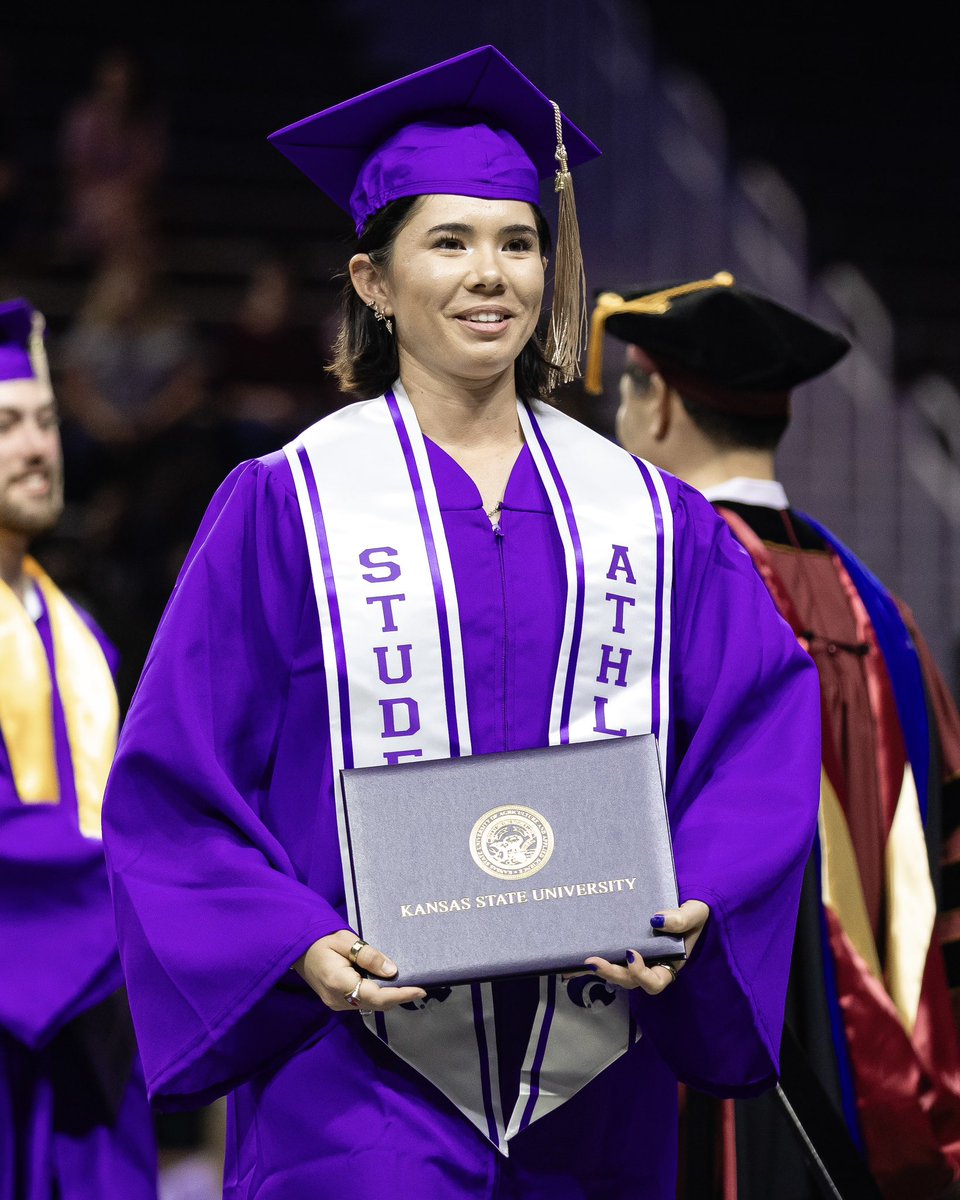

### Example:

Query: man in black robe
xmin=586 ymin=275 xmax=960 ymax=1200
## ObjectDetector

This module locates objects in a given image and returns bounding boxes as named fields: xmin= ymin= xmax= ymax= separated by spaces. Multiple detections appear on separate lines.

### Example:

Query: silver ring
xmin=658 ymin=962 xmax=679 ymax=984
xmin=348 ymin=938 xmax=367 ymax=967
xmin=344 ymin=978 xmax=364 ymax=1008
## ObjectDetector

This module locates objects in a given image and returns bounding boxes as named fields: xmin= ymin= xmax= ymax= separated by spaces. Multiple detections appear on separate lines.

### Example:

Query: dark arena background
xmin=2 ymin=1 xmax=958 ymax=1190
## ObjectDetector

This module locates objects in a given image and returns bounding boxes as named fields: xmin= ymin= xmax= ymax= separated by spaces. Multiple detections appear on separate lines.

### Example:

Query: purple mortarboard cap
xmin=0 ymin=298 xmax=39 ymax=383
xmin=268 ymin=45 xmax=601 ymax=235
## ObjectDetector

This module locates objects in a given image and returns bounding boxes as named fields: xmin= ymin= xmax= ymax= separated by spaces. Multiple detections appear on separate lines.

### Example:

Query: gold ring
xmin=658 ymin=962 xmax=679 ymax=984
xmin=348 ymin=938 xmax=367 ymax=967
xmin=344 ymin=978 xmax=364 ymax=1008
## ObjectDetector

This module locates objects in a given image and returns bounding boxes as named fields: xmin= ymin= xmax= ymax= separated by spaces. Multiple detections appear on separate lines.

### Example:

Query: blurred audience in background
xmin=52 ymin=248 xmax=210 ymax=700
xmin=58 ymin=47 xmax=166 ymax=263
xmin=60 ymin=248 xmax=202 ymax=480
xmin=209 ymin=254 xmax=340 ymax=465
xmin=0 ymin=52 xmax=22 ymax=268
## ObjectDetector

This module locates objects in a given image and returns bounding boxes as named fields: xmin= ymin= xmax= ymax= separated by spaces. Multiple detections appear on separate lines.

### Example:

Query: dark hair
xmin=625 ymin=361 xmax=788 ymax=451
xmin=679 ymin=395 xmax=789 ymax=451
xmin=327 ymin=197 xmax=557 ymax=399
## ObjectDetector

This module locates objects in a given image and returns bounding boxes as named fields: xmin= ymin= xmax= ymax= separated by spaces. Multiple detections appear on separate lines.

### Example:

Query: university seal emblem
xmin=469 ymin=805 xmax=554 ymax=880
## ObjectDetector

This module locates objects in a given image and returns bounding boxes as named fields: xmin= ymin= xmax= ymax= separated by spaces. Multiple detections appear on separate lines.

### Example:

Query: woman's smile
xmin=453 ymin=305 xmax=516 ymax=335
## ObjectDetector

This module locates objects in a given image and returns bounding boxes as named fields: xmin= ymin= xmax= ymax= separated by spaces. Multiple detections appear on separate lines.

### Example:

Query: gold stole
xmin=0 ymin=557 xmax=118 ymax=838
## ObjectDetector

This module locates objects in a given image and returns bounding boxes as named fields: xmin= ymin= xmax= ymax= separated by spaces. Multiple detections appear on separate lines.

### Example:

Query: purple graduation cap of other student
xmin=0 ymin=297 xmax=45 ymax=383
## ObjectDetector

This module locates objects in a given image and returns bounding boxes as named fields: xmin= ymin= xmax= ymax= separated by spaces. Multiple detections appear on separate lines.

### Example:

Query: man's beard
xmin=0 ymin=475 xmax=65 ymax=539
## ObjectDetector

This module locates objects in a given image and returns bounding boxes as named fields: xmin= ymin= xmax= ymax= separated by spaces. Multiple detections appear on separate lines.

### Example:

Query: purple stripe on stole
xmin=524 ymin=405 xmax=585 ymax=743
xmin=297 ymin=446 xmax=355 ymax=769
xmin=296 ymin=445 xmax=370 ymax=970
xmin=470 ymin=983 xmax=500 ymax=1148
xmin=519 ymin=973 xmax=557 ymax=1132
xmin=298 ymin=444 xmax=376 ymax=1037
xmin=633 ymin=458 xmax=665 ymax=740
xmin=298 ymin=445 xmax=384 ymax=1040
xmin=385 ymin=391 xmax=461 ymax=758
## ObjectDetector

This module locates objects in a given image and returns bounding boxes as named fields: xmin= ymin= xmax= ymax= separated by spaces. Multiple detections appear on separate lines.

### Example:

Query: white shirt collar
xmin=699 ymin=476 xmax=790 ymax=510
xmin=24 ymin=582 xmax=43 ymax=623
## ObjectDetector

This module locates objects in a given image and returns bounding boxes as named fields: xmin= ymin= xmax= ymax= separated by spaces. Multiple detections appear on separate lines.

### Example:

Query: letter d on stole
xmin=379 ymin=697 xmax=421 ymax=738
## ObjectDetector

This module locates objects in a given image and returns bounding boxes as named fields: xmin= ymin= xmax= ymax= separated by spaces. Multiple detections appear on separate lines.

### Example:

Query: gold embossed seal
xmin=469 ymin=805 xmax=554 ymax=880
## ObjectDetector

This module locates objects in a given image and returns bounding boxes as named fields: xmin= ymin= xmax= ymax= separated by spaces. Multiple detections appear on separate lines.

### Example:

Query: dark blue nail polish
xmin=650 ymin=914 xmax=666 ymax=928
xmin=586 ymin=963 xmax=599 ymax=972
xmin=626 ymin=950 xmax=635 ymax=964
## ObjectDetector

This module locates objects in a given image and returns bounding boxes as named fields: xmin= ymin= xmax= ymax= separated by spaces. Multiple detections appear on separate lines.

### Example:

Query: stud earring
xmin=370 ymin=303 xmax=394 ymax=335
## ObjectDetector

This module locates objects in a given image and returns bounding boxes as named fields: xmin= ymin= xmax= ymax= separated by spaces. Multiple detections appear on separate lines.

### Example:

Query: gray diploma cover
xmin=339 ymin=734 xmax=685 ymax=987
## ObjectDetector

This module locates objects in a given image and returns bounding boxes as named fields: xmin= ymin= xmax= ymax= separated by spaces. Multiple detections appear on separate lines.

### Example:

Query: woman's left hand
xmin=583 ymin=899 xmax=711 ymax=995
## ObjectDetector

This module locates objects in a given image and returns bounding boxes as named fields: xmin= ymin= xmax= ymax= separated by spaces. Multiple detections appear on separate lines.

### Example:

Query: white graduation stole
xmin=285 ymin=381 xmax=673 ymax=1153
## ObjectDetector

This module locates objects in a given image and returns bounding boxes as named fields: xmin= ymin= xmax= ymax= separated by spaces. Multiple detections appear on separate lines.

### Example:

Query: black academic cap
xmin=584 ymin=272 xmax=850 ymax=413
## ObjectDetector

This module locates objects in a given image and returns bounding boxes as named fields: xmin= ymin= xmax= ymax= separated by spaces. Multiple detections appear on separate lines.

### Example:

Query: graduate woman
xmin=103 ymin=47 xmax=821 ymax=1199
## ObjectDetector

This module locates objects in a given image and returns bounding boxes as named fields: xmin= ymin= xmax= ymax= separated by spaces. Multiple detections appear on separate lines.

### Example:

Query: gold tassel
xmin=545 ymin=101 xmax=587 ymax=388
xmin=583 ymin=271 xmax=735 ymax=395
xmin=28 ymin=310 xmax=52 ymax=394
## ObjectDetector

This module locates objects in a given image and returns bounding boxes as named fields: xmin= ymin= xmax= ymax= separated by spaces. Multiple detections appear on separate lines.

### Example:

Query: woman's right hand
xmin=293 ymin=930 xmax=427 ymax=1013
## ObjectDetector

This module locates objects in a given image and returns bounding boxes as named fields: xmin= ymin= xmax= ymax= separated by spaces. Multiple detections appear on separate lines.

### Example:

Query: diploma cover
xmin=339 ymin=734 xmax=684 ymax=987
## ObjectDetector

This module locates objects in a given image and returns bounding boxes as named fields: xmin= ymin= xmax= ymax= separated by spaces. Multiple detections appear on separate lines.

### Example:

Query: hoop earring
xmin=370 ymin=303 xmax=394 ymax=336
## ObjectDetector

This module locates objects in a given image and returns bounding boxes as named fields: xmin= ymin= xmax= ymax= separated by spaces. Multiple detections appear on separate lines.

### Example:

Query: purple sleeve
xmin=102 ymin=458 xmax=347 ymax=1109
xmin=630 ymin=478 xmax=821 ymax=1096
xmin=0 ymin=796 xmax=123 ymax=1048
xmin=0 ymin=602 xmax=122 ymax=1047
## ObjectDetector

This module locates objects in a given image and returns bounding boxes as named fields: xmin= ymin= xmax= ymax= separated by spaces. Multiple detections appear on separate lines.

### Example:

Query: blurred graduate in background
xmin=0 ymin=299 xmax=156 ymax=1199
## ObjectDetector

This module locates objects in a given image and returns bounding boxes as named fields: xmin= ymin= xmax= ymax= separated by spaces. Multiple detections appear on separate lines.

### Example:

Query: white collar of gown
xmin=699 ymin=476 xmax=790 ymax=510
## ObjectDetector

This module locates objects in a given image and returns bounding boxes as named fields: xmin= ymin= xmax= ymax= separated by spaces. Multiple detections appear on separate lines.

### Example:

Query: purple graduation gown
xmin=0 ymin=596 xmax=157 ymax=1200
xmin=103 ymin=435 xmax=820 ymax=1199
